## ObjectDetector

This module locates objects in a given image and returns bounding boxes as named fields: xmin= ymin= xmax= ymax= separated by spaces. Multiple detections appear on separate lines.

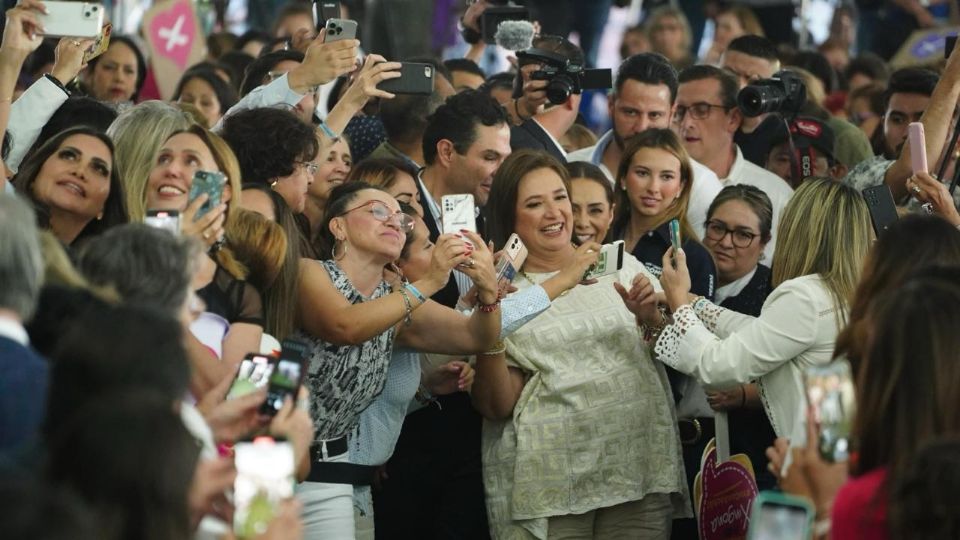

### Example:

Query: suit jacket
xmin=510 ymin=119 xmax=567 ymax=163
xmin=0 ymin=337 xmax=48 ymax=454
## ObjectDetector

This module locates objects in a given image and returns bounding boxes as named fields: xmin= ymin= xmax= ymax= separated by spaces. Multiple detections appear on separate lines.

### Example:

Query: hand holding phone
xmin=494 ymin=233 xmax=528 ymax=288
xmin=322 ymin=18 xmax=357 ymax=43
xmin=804 ymin=360 xmax=855 ymax=463
xmin=82 ymin=22 xmax=112 ymax=63
xmin=582 ymin=240 xmax=625 ymax=281
xmin=39 ymin=1 xmax=104 ymax=38
xmin=669 ymin=219 xmax=682 ymax=268
xmin=747 ymin=491 xmax=814 ymax=540
xmin=260 ymin=339 xmax=310 ymax=416
xmin=187 ymin=170 xmax=227 ymax=220
xmin=909 ymin=122 xmax=927 ymax=175
xmin=234 ymin=436 xmax=296 ymax=537
xmin=378 ymin=62 xmax=435 ymax=95
xmin=441 ymin=194 xmax=477 ymax=247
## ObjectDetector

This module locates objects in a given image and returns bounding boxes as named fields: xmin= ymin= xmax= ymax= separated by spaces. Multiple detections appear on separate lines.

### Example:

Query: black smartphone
xmin=259 ymin=339 xmax=310 ymax=416
xmin=946 ymin=35 xmax=957 ymax=59
xmin=378 ymin=62 xmax=435 ymax=95
xmin=862 ymin=185 xmax=899 ymax=237
xmin=312 ymin=0 xmax=341 ymax=31
xmin=481 ymin=6 xmax=530 ymax=44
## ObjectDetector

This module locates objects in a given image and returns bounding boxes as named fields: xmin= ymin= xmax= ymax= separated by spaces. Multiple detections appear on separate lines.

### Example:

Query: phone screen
xmin=227 ymin=354 xmax=275 ymax=399
xmin=804 ymin=360 xmax=855 ymax=462
xmin=234 ymin=437 xmax=295 ymax=537
xmin=750 ymin=501 xmax=810 ymax=540
xmin=144 ymin=210 xmax=180 ymax=234
xmin=261 ymin=357 xmax=304 ymax=416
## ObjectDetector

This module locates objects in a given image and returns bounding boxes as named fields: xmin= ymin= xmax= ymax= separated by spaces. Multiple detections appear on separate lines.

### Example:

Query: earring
xmin=332 ymin=236 xmax=347 ymax=261
xmin=620 ymin=183 xmax=626 ymax=191
xmin=96 ymin=212 xmax=103 ymax=221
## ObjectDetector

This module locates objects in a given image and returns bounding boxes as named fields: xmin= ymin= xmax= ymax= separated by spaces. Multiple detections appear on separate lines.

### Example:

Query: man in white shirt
xmin=675 ymin=64 xmax=792 ymax=260
xmin=568 ymin=53 xmax=722 ymax=238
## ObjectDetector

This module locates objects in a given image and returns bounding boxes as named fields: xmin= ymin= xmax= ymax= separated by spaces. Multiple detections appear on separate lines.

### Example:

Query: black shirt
xmin=735 ymin=115 xmax=782 ymax=168
xmin=628 ymin=221 xmax=717 ymax=301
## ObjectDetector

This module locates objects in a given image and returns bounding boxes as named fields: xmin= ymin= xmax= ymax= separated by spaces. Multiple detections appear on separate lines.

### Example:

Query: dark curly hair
xmin=219 ymin=106 xmax=319 ymax=186
xmin=421 ymin=89 xmax=509 ymax=165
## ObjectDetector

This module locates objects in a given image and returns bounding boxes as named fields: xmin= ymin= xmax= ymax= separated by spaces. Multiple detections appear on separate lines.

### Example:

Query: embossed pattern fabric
xmin=294 ymin=260 xmax=395 ymax=442
xmin=482 ymin=255 xmax=688 ymax=540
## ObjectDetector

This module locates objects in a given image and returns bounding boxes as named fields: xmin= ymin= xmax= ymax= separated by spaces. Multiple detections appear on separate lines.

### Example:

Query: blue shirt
xmin=0 ymin=337 xmax=48 ymax=455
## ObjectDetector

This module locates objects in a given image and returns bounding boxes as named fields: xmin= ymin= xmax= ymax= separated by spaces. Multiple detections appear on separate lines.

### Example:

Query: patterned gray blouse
xmin=294 ymin=259 xmax=395 ymax=442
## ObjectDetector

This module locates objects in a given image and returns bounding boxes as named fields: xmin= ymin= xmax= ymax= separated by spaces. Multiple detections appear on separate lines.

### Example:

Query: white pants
xmin=296 ymin=451 xmax=355 ymax=539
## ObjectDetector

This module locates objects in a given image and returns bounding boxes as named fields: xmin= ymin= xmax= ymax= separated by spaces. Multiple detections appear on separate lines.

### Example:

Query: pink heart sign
xmin=694 ymin=440 xmax=759 ymax=540
xmin=147 ymin=0 xmax=197 ymax=70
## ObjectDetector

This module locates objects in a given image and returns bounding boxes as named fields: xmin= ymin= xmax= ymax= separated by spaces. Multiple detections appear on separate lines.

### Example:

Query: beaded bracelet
xmin=318 ymin=120 xmax=339 ymax=140
xmin=404 ymin=282 xmax=426 ymax=303
xmin=478 ymin=299 xmax=500 ymax=313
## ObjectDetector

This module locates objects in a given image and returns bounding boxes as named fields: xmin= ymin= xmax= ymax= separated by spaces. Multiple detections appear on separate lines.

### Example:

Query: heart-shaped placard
xmin=694 ymin=439 xmax=759 ymax=540
xmin=147 ymin=0 xmax=197 ymax=70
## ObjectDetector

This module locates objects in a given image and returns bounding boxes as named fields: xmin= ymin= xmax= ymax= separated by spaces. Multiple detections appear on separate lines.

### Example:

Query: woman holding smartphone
xmin=474 ymin=150 xmax=687 ymax=538
xmin=293 ymin=181 xmax=502 ymax=537
xmin=144 ymin=124 xmax=263 ymax=374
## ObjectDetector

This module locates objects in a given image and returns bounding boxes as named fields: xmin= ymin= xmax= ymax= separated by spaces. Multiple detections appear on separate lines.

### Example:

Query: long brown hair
xmin=612 ymin=128 xmax=698 ymax=243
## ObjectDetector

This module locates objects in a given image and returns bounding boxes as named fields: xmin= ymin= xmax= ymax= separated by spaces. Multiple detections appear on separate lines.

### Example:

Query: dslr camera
xmin=516 ymin=48 xmax=612 ymax=105
xmin=737 ymin=70 xmax=806 ymax=117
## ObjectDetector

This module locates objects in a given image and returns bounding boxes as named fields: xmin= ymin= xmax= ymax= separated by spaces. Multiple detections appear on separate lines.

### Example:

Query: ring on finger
xmin=912 ymin=185 xmax=922 ymax=195
xmin=202 ymin=230 xmax=211 ymax=239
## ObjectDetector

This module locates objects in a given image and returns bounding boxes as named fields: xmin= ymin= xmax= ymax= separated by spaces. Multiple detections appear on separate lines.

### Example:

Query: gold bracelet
xmin=478 ymin=340 xmax=506 ymax=356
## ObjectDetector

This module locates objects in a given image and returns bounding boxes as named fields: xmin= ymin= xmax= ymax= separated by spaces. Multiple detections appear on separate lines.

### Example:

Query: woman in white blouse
xmin=650 ymin=178 xmax=872 ymax=439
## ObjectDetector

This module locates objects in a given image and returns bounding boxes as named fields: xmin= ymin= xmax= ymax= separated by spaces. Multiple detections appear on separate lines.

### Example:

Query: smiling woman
xmin=13 ymin=127 xmax=128 ymax=247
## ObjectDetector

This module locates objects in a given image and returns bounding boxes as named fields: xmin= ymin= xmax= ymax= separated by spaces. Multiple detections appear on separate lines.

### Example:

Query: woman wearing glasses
xmin=293 ymin=182 xmax=501 ymax=537
xmin=700 ymin=184 xmax=779 ymax=489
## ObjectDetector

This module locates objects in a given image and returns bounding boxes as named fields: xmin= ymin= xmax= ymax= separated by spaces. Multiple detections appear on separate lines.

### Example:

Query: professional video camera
xmin=516 ymin=48 xmax=612 ymax=105
xmin=737 ymin=71 xmax=806 ymax=118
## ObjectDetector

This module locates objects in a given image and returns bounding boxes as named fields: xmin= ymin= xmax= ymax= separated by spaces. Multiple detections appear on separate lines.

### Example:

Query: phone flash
xmin=424 ymin=66 xmax=432 ymax=77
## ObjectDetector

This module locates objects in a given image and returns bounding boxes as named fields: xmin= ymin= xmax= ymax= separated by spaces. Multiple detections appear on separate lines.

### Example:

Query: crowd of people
xmin=3 ymin=0 xmax=960 ymax=539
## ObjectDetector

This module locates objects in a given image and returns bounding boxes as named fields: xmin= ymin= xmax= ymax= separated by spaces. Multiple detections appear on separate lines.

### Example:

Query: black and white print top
xmin=294 ymin=259 xmax=395 ymax=442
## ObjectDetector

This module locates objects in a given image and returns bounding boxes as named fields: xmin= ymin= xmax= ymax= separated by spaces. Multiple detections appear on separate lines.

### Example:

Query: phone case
xmin=313 ymin=0 xmax=341 ymax=30
xmin=39 ymin=2 xmax=104 ymax=38
xmin=495 ymin=233 xmax=528 ymax=285
xmin=323 ymin=18 xmax=357 ymax=42
xmin=747 ymin=491 xmax=813 ymax=540
xmin=669 ymin=219 xmax=682 ymax=252
xmin=862 ymin=185 xmax=899 ymax=237
xmin=441 ymin=194 xmax=477 ymax=235
xmin=144 ymin=210 xmax=180 ymax=234
xmin=582 ymin=240 xmax=625 ymax=281
xmin=378 ymin=63 xmax=435 ymax=95
xmin=804 ymin=360 xmax=855 ymax=462
xmin=83 ymin=23 xmax=112 ymax=63
xmin=909 ymin=122 xmax=927 ymax=174
xmin=187 ymin=171 xmax=227 ymax=220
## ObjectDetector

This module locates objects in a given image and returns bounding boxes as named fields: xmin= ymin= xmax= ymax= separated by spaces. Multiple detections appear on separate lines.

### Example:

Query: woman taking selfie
xmin=474 ymin=150 xmax=687 ymax=538
xmin=144 ymin=124 xmax=263 ymax=369
xmin=653 ymin=178 xmax=872 ymax=440
xmin=567 ymin=161 xmax=614 ymax=245
xmin=294 ymin=182 xmax=502 ymax=537
xmin=13 ymin=126 xmax=128 ymax=247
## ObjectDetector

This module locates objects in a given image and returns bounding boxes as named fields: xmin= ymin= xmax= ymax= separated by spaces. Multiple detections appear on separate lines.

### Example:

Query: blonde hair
xmin=786 ymin=66 xmax=826 ymax=106
xmin=226 ymin=208 xmax=288 ymax=291
xmin=644 ymin=6 xmax=693 ymax=59
xmin=718 ymin=4 xmax=764 ymax=38
xmin=771 ymin=177 xmax=871 ymax=319
xmin=107 ymin=101 xmax=197 ymax=222
xmin=613 ymin=128 xmax=699 ymax=242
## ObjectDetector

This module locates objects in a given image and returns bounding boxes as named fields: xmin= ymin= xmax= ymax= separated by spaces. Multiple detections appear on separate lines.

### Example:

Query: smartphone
xmin=322 ymin=18 xmax=357 ymax=43
xmin=38 ymin=1 xmax=104 ymax=38
xmin=83 ymin=22 xmax=112 ymax=63
xmin=805 ymin=360 xmax=855 ymax=463
xmin=227 ymin=353 xmax=276 ymax=400
xmin=862 ymin=185 xmax=899 ymax=237
xmin=441 ymin=193 xmax=477 ymax=239
xmin=187 ymin=170 xmax=227 ymax=220
xmin=582 ymin=240 xmax=625 ymax=281
xmin=378 ymin=62 xmax=435 ymax=95
xmin=946 ymin=35 xmax=957 ymax=59
xmin=234 ymin=436 xmax=295 ymax=538
xmin=144 ymin=210 xmax=181 ymax=234
xmin=494 ymin=233 xmax=528 ymax=287
xmin=481 ymin=6 xmax=530 ymax=45
xmin=669 ymin=218 xmax=682 ymax=267
xmin=260 ymin=339 xmax=310 ymax=416
xmin=909 ymin=122 xmax=927 ymax=175
xmin=312 ymin=0 xmax=341 ymax=31
xmin=747 ymin=491 xmax=814 ymax=540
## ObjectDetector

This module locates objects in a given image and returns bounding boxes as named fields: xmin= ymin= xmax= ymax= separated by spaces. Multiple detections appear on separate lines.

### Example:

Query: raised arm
xmin=322 ymin=54 xmax=400 ymax=138
xmin=0 ymin=0 xmax=46 ymax=178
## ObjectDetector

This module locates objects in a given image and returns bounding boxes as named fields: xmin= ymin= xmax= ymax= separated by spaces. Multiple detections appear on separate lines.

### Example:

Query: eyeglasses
xmin=340 ymin=200 xmax=415 ymax=232
xmin=673 ymin=102 xmax=732 ymax=123
xmin=267 ymin=70 xmax=319 ymax=93
xmin=296 ymin=161 xmax=320 ymax=176
xmin=704 ymin=220 xmax=759 ymax=248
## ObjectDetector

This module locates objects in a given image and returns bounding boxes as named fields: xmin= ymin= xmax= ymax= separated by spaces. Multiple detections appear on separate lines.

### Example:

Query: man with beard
xmin=568 ymin=53 xmax=721 ymax=238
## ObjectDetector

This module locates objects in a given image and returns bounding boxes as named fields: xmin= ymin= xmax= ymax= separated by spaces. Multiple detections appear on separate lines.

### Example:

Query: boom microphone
xmin=494 ymin=20 xmax=535 ymax=51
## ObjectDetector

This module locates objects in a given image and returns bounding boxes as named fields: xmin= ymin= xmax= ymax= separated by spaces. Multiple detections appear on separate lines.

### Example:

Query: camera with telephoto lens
xmin=737 ymin=70 xmax=807 ymax=117
xmin=517 ymin=48 xmax=613 ymax=105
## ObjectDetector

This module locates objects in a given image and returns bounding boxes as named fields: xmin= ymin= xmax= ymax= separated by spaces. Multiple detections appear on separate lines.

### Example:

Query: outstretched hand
xmin=660 ymin=247 xmax=692 ymax=313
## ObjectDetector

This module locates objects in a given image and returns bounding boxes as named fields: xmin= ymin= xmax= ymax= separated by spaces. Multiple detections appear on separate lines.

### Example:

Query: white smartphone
xmin=582 ymin=240 xmax=625 ymax=281
xmin=748 ymin=491 xmax=814 ymax=540
xmin=39 ymin=2 xmax=105 ymax=38
xmin=323 ymin=18 xmax=358 ymax=43
xmin=909 ymin=122 xmax=927 ymax=175
xmin=144 ymin=210 xmax=181 ymax=235
xmin=234 ymin=437 xmax=295 ymax=538
xmin=441 ymin=193 xmax=477 ymax=243
xmin=495 ymin=233 xmax=528 ymax=287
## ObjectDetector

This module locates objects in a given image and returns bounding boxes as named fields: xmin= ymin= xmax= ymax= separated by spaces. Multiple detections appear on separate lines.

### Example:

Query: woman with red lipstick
xmin=79 ymin=36 xmax=146 ymax=105
xmin=12 ymin=126 xmax=128 ymax=247
xmin=476 ymin=150 xmax=687 ymax=538
xmin=292 ymin=181 xmax=501 ymax=536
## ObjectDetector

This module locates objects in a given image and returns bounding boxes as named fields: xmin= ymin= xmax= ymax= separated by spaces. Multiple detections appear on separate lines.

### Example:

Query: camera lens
xmin=737 ymin=84 xmax=785 ymax=117
xmin=545 ymin=75 xmax=574 ymax=105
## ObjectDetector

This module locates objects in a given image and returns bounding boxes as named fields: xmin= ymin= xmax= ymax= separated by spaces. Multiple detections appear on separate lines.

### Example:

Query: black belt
xmin=678 ymin=417 xmax=715 ymax=446
xmin=306 ymin=437 xmax=378 ymax=485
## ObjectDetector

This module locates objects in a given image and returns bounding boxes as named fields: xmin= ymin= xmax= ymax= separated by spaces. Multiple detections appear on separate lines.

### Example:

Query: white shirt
xmin=532 ymin=118 xmax=567 ymax=159
xmin=714 ymin=266 xmax=759 ymax=305
xmin=212 ymin=73 xmax=305 ymax=133
xmin=8 ymin=76 xmax=70 ymax=173
xmin=568 ymin=130 xmax=723 ymax=240
xmin=720 ymin=146 xmax=794 ymax=261
xmin=655 ymin=274 xmax=843 ymax=438
xmin=0 ymin=316 xmax=29 ymax=346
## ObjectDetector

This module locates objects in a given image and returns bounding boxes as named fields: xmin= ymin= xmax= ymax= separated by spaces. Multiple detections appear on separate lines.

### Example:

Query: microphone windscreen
xmin=494 ymin=20 xmax=535 ymax=51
